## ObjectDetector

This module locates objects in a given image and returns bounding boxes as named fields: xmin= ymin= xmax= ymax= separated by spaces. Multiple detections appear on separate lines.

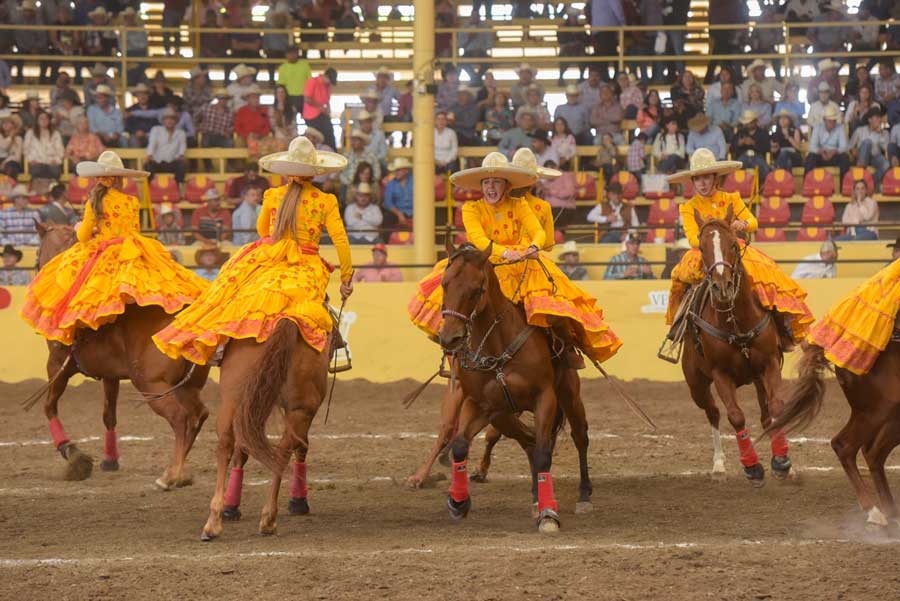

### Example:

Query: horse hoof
xmin=100 ymin=458 xmax=119 ymax=472
xmin=575 ymin=501 xmax=594 ymax=514
xmin=200 ymin=530 xmax=218 ymax=542
xmin=537 ymin=508 xmax=561 ymax=533
xmin=743 ymin=463 xmax=765 ymax=487
xmin=222 ymin=506 xmax=242 ymax=521
xmin=447 ymin=495 xmax=471 ymax=521
xmin=63 ymin=446 xmax=94 ymax=481
xmin=771 ymin=455 xmax=792 ymax=480
xmin=259 ymin=524 xmax=277 ymax=536
xmin=288 ymin=497 xmax=310 ymax=516
xmin=470 ymin=472 xmax=488 ymax=483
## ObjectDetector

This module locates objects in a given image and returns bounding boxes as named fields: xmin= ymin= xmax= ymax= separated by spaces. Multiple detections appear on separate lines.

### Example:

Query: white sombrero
xmin=259 ymin=136 xmax=347 ymax=177
xmin=666 ymin=148 xmax=741 ymax=185
xmin=511 ymin=147 xmax=561 ymax=180
xmin=450 ymin=152 xmax=537 ymax=190
xmin=76 ymin=150 xmax=149 ymax=178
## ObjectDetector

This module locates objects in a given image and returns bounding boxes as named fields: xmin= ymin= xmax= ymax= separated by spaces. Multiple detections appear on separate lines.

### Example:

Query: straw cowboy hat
xmin=823 ymin=104 xmax=842 ymax=122
xmin=666 ymin=148 xmax=741 ymax=185
xmin=818 ymin=58 xmax=840 ymax=72
xmin=1 ymin=113 xmax=23 ymax=131
xmin=76 ymin=150 xmax=149 ymax=178
xmin=817 ymin=81 xmax=832 ymax=93
xmin=747 ymin=59 xmax=767 ymax=73
xmin=121 ymin=6 xmax=138 ymax=17
xmin=159 ymin=107 xmax=179 ymax=122
xmin=557 ymin=240 xmax=579 ymax=260
xmin=94 ymin=84 xmax=115 ymax=97
xmin=457 ymin=85 xmax=478 ymax=96
xmin=19 ymin=0 xmax=36 ymax=10
xmin=259 ymin=136 xmax=347 ymax=177
xmin=25 ymin=90 xmax=40 ymax=100
xmin=739 ymin=109 xmax=759 ymax=125
xmin=303 ymin=127 xmax=325 ymax=144
xmin=349 ymin=129 xmax=371 ymax=144
xmin=241 ymin=84 xmax=262 ymax=98
xmin=189 ymin=66 xmax=207 ymax=79
xmin=451 ymin=152 xmax=537 ymax=190
xmin=512 ymin=147 xmax=560 ymax=180
xmin=91 ymin=63 xmax=108 ymax=77
xmin=388 ymin=157 xmax=413 ymax=172
xmin=10 ymin=184 xmax=29 ymax=199
xmin=132 ymin=82 xmax=151 ymax=95
xmin=688 ymin=113 xmax=711 ymax=132
xmin=158 ymin=202 xmax=177 ymax=217
xmin=356 ymin=182 xmax=374 ymax=196
xmin=194 ymin=245 xmax=230 ymax=267
xmin=376 ymin=66 xmax=392 ymax=77
xmin=233 ymin=64 xmax=257 ymax=79
xmin=516 ymin=63 xmax=537 ymax=76
xmin=88 ymin=6 xmax=108 ymax=18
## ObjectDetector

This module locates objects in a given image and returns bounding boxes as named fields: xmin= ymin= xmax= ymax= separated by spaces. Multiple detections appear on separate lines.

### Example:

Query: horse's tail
xmin=763 ymin=344 xmax=829 ymax=438
xmin=234 ymin=321 xmax=298 ymax=474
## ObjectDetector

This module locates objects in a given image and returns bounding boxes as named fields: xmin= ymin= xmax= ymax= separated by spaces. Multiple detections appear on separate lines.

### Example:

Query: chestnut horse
xmin=28 ymin=222 xmax=210 ymax=489
xmin=766 ymin=340 xmax=900 ymax=529
xmin=438 ymin=241 xmax=593 ymax=532
xmin=679 ymin=208 xmax=791 ymax=485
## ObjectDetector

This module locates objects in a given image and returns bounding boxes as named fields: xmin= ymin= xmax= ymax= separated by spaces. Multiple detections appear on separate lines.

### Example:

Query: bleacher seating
xmin=762 ymin=169 xmax=795 ymax=197
xmin=67 ymin=177 xmax=93 ymax=204
xmin=756 ymin=227 xmax=787 ymax=242
xmin=884 ymin=168 xmax=900 ymax=196
xmin=758 ymin=196 xmax=791 ymax=226
xmin=389 ymin=231 xmax=413 ymax=245
xmin=802 ymin=169 xmax=836 ymax=197
xmin=800 ymin=195 xmax=835 ymax=226
xmin=574 ymin=173 xmax=597 ymax=201
xmin=184 ymin=175 xmax=217 ymax=203
xmin=611 ymin=171 xmax=639 ymax=200
xmin=722 ymin=169 xmax=754 ymax=198
xmin=796 ymin=226 xmax=828 ymax=242
xmin=841 ymin=167 xmax=875 ymax=196
xmin=149 ymin=175 xmax=180 ymax=204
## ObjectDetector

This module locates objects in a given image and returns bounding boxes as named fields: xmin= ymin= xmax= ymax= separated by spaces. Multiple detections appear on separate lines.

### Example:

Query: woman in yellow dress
xmin=21 ymin=151 xmax=207 ymax=344
xmin=665 ymin=148 xmax=814 ymax=347
xmin=153 ymin=136 xmax=353 ymax=365
xmin=511 ymin=147 xmax=559 ymax=251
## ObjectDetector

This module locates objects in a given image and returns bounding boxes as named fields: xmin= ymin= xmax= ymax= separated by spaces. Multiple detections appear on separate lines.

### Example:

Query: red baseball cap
xmin=372 ymin=243 xmax=387 ymax=254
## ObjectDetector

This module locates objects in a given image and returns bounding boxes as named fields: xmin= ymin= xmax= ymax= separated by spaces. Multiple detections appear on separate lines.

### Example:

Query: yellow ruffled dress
xmin=808 ymin=259 xmax=900 ymax=375
xmin=665 ymin=190 xmax=814 ymax=343
xmin=153 ymin=182 xmax=353 ymax=364
xmin=21 ymin=188 xmax=207 ymax=345
xmin=408 ymin=194 xmax=621 ymax=363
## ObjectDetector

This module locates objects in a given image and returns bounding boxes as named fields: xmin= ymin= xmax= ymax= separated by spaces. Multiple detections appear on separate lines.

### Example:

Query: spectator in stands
xmin=749 ymin=4 xmax=783 ymax=79
xmin=161 ymin=0 xmax=188 ymax=56
xmin=738 ymin=60 xmax=774 ymax=104
xmin=517 ymin=85 xmax=551 ymax=131
xmin=83 ymin=64 xmax=113 ymax=110
xmin=671 ymin=70 xmax=705 ymax=115
xmin=448 ymin=86 xmax=482 ymax=147
xmin=806 ymin=105 xmax=850 ymax=181
xmin=808 ymin=84 xmax=841 ymax=130
xmin=706 ymin=65 xmax=735 ymax=108
xmin=850 ymin=107 xmax=890 ymax=186
xmin=263 ymin=7 xmax=291 ymax=83
xmin=637 ymin=89 xmax=662 ymax=139
xmin=184 ymin=67 xmax=212 ymax=125
xmin=355 ymin=91 xmax=385 ymax=130
xmin=156 ymin=203 xmax=185 ymax=246
xmin=845 ymin=85 xmax=881 ymax=135
xmin=702 ymin=1 xmax=747 ymax=84
xmin=49 ymin=6 xmax=79 ymax=84
xmin=627 ymin=132 xmax=648 ymax=176
xmin=890 ymin=119 xmax=900 ymax=166
xmin=0 ymin=114 xmax=23 ymax=179
xmin=227 ymin=65 xmax=258 ymax=113
xmin=436 ymin=65 xmax=460 ymax=113
xmin=119 ymin=7 xmax=148 ymax=85
xmin=604 ymin=234 xmax=654 ymax=279
xmin=459 ymin=13 xmax=492 ymax=84
xmin=303 ymin=67 xmax=338 ymax=151
xmin=618 ymin=72 xmax=643 ymax=119
xmin=557 ymin=85 xmax=592 ymax=145
xmin=0 ymin=186 xmax=41 ymax=246
xmin=125 ymin=84 xmax=158 ymax=149
xmin=434 ymin=112 xmax=459 ymax=174
xmin=18 ymin=93 xmax=41 ymax=132
xmin=198 ymin=7 xmax=227 ymax=70
xmin=383 ymin=157 xmax=414 ymax=231
xmin=792 ymin=240 xmax=838 ymax=279
xmin=341 ymin=130 xmax=380 ymax=187
xmin=539 ymin=159 xmax=576 ymax=215
xmin=784 ymin=0 xmax=820 ymax=32
xmin=686 ymin=113 xmax=726 ymax=160
xmin=42 ymin=184 xmax=76 ymax=225
xmin=837 ymin=179 xmax=879 ymax=241
xmin=485 ymin=91 xmax=513 ymax=146
xmin=231 ymin=185 xmax=262 ymax=246
xmin=355 ymin=110 xmax=386 ymax=167
xmin=50 ymin=73 xmax=79 ymax=109
xmin=846 ymin=65 xmax=875 ymax=102
xmin=24 ymin=111 xmax=64 ymax=182
xmin=499 ymin=109 xmax=537 ymax=159
xmin=745 ymin=84 xmax=773 ymax=130
xmin=558 ymin=9 xmax=589 ymax=85
xmin=551 ymin=117 xmax=577 ymax=169
xmin=397 ymin=80 xmax=413 ymax=127
xmin=149 ymin=71 xmax=177 ymax=110
xmin=191 ymin=188 xmax=232 ymax=244
xmin=81 ymin=6 xmax=118 ymax=66
xmin=13 ymin=1 xmax=51 ymax=84
xmin=66 ymin=117 xmax=106 ymax=165
xmin=731 ymin=110 xmax=769 ymax=181
xmin=353 ymin=243 xmax=403 ymax=283
xmin=271 ymin=84 xmax=298 ymax=151
xmin=146 ymin=108 xmax=187 ymax=186
xmin=370 ymin=67 xmax=400 ymax=120
xmin=52 ymin=93 xmax=83 ymax=144
xmin=596 ymin=132 xmax=618 ymax=182
xmin=87 ymin=85 xmax=123 ymax=147
xmin=234 ymin=86 xmax=273 ymax=158
xmin=344 ymin=183 xmax=383 ymax=244
xmin=771 ymin=109 xmax=803 ymax=170
xmin=591 ymin=85 xmax=625 ymax=145
xmin=777 ymin=83 xmax=806 ymax=128
xmin=530 ymin=129 xmax=559 ymax=167
xmin=348 ymin=160 xmax=380 ymax=206
xmin=557 ymin=242 xmax=587 ymax=281
xmin=591 ymin=0 xmax=625 ymax=82
xmin=874 ymin=59 xmax=900 ymax=110
xmin=578 ymin=67 xmax=607 ymax=112
xmin=807 ymin=59 xmax=843 ymax=105
xmin=476 ymin=71 xmax=497 ymax=111
xmin=0 ymin=244 xmax=29 ymax=285
xmin=652 ymin=117 xmax=686 ymax=174
xmin=707 ymin=81 xmax=743 ymax=143
xmin=227 ymin=5 xmax=262 ymax=82
xmin=434 ymin=0 xmax=456 ymax=58
xmin=193 ymin=246 xmax=227 ymax=281
xmin=199 ymin=94 xmax=234 ymax=150
xmin=227 ymin=163 xmax=269 ymax=201
xmin=809 ymin=3 xmax=848 ymax=60
xmin=671 ymin=95 xmax=698 ymax=132
xmin=277 ymin=47 xmax=311 ymax=117
xmin=510 ymin=63 xmax=543 ymax=111
xmin=587 ymin=182 xmax=639 ymax=243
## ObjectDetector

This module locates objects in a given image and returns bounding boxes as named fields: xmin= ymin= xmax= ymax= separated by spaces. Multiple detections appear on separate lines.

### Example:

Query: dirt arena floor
xmin=1 ymin=376 xmax=899 ymax=601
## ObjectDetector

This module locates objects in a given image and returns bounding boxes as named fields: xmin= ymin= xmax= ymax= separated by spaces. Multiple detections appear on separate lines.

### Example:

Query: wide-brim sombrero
xmin=450 ymin=152 xmax=537 ymax=190
xmin=667 ymin=148 xmax=741 ymax=185
xmin=259 ymin=136 xmax=347 ymax=177
xmin=76 ymin=150 xmax=149 ymax=178
xmin=511 ymin=147 xmax=561 ymax=180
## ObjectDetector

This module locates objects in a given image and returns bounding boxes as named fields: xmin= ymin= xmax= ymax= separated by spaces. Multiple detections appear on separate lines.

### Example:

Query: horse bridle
xmin=697 ymin=220 xmax=745 ymax=312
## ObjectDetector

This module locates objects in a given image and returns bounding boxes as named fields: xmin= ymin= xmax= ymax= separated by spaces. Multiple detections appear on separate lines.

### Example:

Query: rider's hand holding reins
xmin=340 ymin=280 xmax=353 ymax=301
xmin=524 ymin=245 xmax=540 ymax=258
xmin=731 ymin=219 xmax=749 ymax=233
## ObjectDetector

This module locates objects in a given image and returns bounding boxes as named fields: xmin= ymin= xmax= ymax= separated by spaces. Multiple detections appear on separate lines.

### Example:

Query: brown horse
xmin=679 ymin=208 xmax=791 ymax=485
xmin=438 ymin=241 xmax=593 ymax=532
xmin=201 ymin=320 xmax=332 ymax=540
xmin=30 ymin=222 xmax=210 ymax=489
xmin=766 ymin=340 xmax=900 ymax=529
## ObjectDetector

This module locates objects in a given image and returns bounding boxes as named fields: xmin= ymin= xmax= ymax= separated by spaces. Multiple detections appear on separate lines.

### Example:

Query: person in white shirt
xmin=146 ymin=108 xmax=187 ymax=184
xmin=433 ymin=111 xmax=458 ymax=174
xmin=807 ymin=82 xmax=840 ymax=128
xmin=344 ymin=182 xmax=383 ymax=244
xmin=792 ymin=240 xmax=838 ymax=279
xmin=231 ymin=185 xmax=262 ymax=246
xmin=530 ymin=129 xmax=559 ymax=167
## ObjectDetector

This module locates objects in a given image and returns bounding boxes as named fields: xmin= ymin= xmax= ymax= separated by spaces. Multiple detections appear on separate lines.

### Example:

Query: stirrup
xmin=657 ymin=336 xmax=683 ymax=364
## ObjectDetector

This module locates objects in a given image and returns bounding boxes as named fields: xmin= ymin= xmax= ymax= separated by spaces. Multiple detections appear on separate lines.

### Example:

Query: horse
xmin=438 ymin=241 xmax=593 ymax=532
xmin=28 ymin=222 xmax=210 ymax=489
xmin=679 ymin=207 xmax=792 ymax=486
xmin=766 ymin=340 xmax=900 ymax=529
xmin=200 ymin=320 xmax=333 ymax=540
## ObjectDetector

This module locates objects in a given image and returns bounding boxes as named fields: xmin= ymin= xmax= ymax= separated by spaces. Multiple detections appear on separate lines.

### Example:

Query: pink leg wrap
xmin=103 ymin=430 xmax=119 ymax=461
xmin=537 ymin=472 xmax=559 ymax=513
xmin=735 ymin=429 xmax=760 ymax=467
xmin=48 ymin=417 xmax=70 ymax=449
xmin=448 ymin=460 xmax=469 ymax=502
xmin=771 ymin=429 xmax=790 ymax=457
xmin=290 ymin=462 xmax=308 ymax=499
xmin=224 ymin=467 xmax=244 ymax=507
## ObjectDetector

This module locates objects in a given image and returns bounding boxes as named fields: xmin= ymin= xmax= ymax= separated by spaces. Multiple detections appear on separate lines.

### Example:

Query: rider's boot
xmin=549 ymin=320 xmax=585 ymax=370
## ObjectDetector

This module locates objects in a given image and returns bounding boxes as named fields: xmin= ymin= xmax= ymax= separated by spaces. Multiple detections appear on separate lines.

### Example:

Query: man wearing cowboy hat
xmin=227 ymin=64 xmax=258 ymax=112
xmin=0 ymin=243 xmax=29 ymax=285
xmin=199 ymin=94 xmax=234 ymax=150
xmin=86 ymin=84 xmax=123 ymax=147
xmin=686 ymin=113 xmax=726 ymax=160
xmin=383 ymin=157 xmax=414 ymax=230
xmin=517 ymin=84 xmax=551 ymax=130
xmin=587 ymin=181 xmax=639 ymax=243
xmin=807 ymin=58 xmax=843 ymax=103
xmin=344 ymin=182 xmax=383 ymax=244
xmin=509 ymin=63 xmax=543 ymax=111
xmin=556 ymin=85 xmax=592 ymax=145
xmin=120 ymin=7 xmax=149 ymax=85
xmin=355 ymin=110 xmax=387 ymax=166
xmin=557 ymin=241 xmax=587 ymax=281
xmin=82 ymin=63 xmax=113 ymax=109
xmin=277 ymin=46 xmax=311 ymax=117
xmin=808 ymin=82 xmax=841 ymax=128
xmin=353 ymin=243 xmax=403 ymax=283
xmin=193 ymin=245 xmax=230 ymax=281
xmin=12 ymin=0 xmax=50 ymax=84
xmin=156 ymin=202 xmax=185 ymax=246
xmin=499 ymin=109 xmax=538 ymax=160
xmin=234 ymin=85 xmax=272 ymax=145
xmin=226 ymin=161 xmax=270 ymax=201
xmin=368 ymin=66 xmax=401 ymax=118
xmin=339 ymin=129 xmax=380 ymax=187
xmin=191 ymin=188 xmax=232 ymax=245
xmin=732 ymin=109 xmax=770 ymax=181
xmin=303 ymin=68 xmax=339 ymax=150
xmin=82 ymin=6 xmax=118 ymax=62
xmin=146 ymin=108 xmax=187 ymax=185
xmin=125 ymin=83 xmax=158 ymax=149
xmin=874 ymin=59 xmax=899 ymax=106
xmin=805 ymin=104 xmax=850 ymax=181
xmin=604 ymin=234 xmax=654 ymax=281
xmin=448 ymin=85 xmax=481 ymax=146
xmin=0 ymin=185 xmax=41 ymax=246
xmin=849 ymin=107 xmax=890 ymax=184
xmin=436 ymin=64 xmax=460 ymax=114
xmin=530 ymin=129 xmax=559 ymax=167
xmin=740 ymin=59 xmax=780 ymax=104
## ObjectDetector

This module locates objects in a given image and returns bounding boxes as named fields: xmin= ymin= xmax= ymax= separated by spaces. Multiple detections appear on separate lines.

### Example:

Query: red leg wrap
xmin=771 ymin=429 xmax=789 ymax=457
xmin=48 ymin=417 xmax=70 ymax=450
xmin=224 ymin=467 xmax=244 ymax=507
xmin=448 ymin=460 xmax=469 ymax=502
xmin=290 ymin=462 xmax=308 ymax=499
xmin=103 ymin=430 xmax=119 ymax=461
xmin=735 ymin=429 xmax=760 ymax=467
xmin=537 ymin=472 xmax=559 ymax=513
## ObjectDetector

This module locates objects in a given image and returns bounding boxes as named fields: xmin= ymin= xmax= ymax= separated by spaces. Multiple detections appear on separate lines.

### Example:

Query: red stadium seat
xmin=755 ymin=227 xmax=786 ymax=242
xmin=611 ymin=171 xmax=639 ymax=199
xmin=681 ymin=179 xmax=694 ymax=198
xmin=149 ymin=175 xmax=180 ymax=203
xmin=800 ymin=195 xmax=834 ymax=225
xmin=646 ymin=197 xmax=678 ymax=227
xmin=121 ymin=178 xmax=140 ymax=198
xmin=801 ymin=168 xmax=835 ymax=197
xmin=453 ymin=186 xmax=481 ymax=202
xmin=841 ymin=167 xmax=875 ymax=196
xmin=762 ymin=169 xmax=795 ymax=197
xmin=574 ymin=172 xmax=597 ymax=200
xmin=796 ymin=227 xmax=827 ymax=242
xmin=883 ymin=167 xmax=900 ymax=196
xmin=434 ymin=177 xmax=447 ymax=202
xmin=268 ymin=174 xmax=287 ymax=188
xmin=644 ymin=188 xmax=675 ymax=199
xmin=554 ymin=229 xmax=564 ymax=244
xmin=757 ymin=196 xmax=790 ymax=225
xmin=67 ymin=176 xmax=94 ymax=204
xmin=644 ymin=227 xmax=675 ymax=244
xmin=389 ymin=231 xmax=414 ymax=245
xmin=184 ymin=175 xmax=217 ymax=203
xmin=722 ymin=169 xmax=754 ymax=198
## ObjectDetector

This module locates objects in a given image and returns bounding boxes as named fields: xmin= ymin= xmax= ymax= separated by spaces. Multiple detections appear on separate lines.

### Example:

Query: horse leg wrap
xmin=48 ymin=417 xmax=70 ymax=450
xmin=103 ymin=430 xmax=119 ymax=461
xmin=735 ymin=429 xmax=760 ymax=467
xmin=290 ymin=462 xmax=308 ymax=499
xmin=770 ymin=429 xmax=789 ymax=457
xmin=537 ymin=472 xmax=559 ymax=513
xmin=224 ymin=467 xmax=244 ymax=507
xmin=449 ymin=460 xmax=469 ymax=502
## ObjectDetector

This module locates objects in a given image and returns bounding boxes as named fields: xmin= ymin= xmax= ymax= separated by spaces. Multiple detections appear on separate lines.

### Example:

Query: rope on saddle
xmin=592 ymin=360 xmax=658 ymax=431
xmin=323 ymin=297 xmax=348 ymax=425
xmin=21 ymin=350 xmax=74 ymax=411
xmin=133 ymin=363 xmax=198 ymax=403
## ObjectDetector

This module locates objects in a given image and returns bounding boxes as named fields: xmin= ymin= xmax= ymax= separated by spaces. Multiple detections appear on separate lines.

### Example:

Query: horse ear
xmin=480 ymin=242 xmax=493 ymax=265
xmin=725 ymin=204 xmax=734 ymax=224
xmin=444 ymin=233 xmax=455 ymax=258
xmin=34 ymin=219 xmax=47 ymax=237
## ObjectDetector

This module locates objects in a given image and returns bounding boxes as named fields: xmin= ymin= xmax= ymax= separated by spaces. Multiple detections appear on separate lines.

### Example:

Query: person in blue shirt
xmin=383 ymin=157 xmax=414 ymax=231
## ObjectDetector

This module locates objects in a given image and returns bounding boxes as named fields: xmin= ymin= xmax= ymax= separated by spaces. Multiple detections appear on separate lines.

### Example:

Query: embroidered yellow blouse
xmin=522 ymin=192 xmax=555 ymax=251
xmin=77 ymin=188 xmax=141 ymax=243
xmin=679 ymin=190 xmax=758 ymax=248
xmin=462 ymin=195 xmax=546 ymax=261
xmin=257 ymin=181 xmax=354 ymax=282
